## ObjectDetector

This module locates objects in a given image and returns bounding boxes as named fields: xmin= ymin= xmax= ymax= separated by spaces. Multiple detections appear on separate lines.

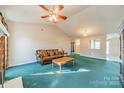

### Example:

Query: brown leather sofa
xmin=36 ymin=49 xmax=64 ymax=64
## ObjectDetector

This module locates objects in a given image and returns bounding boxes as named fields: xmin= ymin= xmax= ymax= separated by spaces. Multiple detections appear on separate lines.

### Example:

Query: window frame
xmin=89 ymin=39 xmax=101 ymax=49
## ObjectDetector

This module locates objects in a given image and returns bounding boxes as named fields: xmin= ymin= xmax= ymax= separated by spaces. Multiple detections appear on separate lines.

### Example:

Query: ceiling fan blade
xmin=58 ymin=15 xmax=67 ymax=20
xmin=38 ymin=5 xmax=49 ymax=13
xmin=55 ymin=5 xmax=64 ymax=12
xmin=41 ymin=15 xmax=49 ymax=18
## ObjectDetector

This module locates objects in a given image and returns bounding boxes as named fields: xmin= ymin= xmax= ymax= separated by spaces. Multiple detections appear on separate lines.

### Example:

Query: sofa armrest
xmin=36 ymin=50 xmax=44 ymax=62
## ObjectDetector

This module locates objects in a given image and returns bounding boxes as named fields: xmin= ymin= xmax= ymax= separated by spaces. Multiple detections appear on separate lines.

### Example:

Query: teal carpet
xmin=5 ymin=56 xmax=122 ymax=88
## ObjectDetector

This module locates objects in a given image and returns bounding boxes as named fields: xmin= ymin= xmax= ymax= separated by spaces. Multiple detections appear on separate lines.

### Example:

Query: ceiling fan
xmin=38 ymin=5 xmax=67 ymax=23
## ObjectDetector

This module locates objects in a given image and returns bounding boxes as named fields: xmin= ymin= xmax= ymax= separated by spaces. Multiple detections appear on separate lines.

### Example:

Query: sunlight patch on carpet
xmin=31 ymin=68 xmax=91 ymax=76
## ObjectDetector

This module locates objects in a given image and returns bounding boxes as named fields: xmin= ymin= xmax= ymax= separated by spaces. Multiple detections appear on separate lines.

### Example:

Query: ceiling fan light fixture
xmin=49 ymin=14 xmax=58 ymax=22
xmin=49 ymin=15 xmax=53 ymax=21
xmin=83 ymin=33 xmax=88 ymax=37
xmin=83 ymin=29 xmax=88 ymax=37
xmin=52 ymin=14 xmax=57 ymax=22
xmin=39 ymin=5 xmax=67 ymax=23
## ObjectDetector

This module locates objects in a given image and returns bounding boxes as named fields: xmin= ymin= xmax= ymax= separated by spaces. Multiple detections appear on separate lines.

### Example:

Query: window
xmin=89 ymin=40 xmax=101 ymax=49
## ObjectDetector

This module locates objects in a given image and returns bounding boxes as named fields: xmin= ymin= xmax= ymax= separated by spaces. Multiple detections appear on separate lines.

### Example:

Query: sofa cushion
xmin=43 ymin=55 xmax=63 ymax=61
xmin=39 ymin=50 xmax=48 ymax=57
xmin=43 ymin=56 xmax=54 ymax=61
xmin=47 ymin=50 xmax=55 ymax=56
xmin=58 ymin=51 xmax=64 ymax=55
xmin=54 ymin=50 xmax=59 ymax=55
xmin=54 ymin=55 xmax=63 ymax=58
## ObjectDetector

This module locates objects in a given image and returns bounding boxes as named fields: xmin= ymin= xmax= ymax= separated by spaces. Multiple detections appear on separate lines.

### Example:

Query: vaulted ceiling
xmin=56 ymin=6 xmax=124 ymax=38
xmin=0 ymin=5 xmax=124 ymax=38
xmin=0 ymin=5 xmax=89 ymax=23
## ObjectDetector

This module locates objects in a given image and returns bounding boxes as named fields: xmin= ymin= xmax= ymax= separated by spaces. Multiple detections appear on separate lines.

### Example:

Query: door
xmin=0 ymin=36 xmax=8 ymax=77
xmin=0 ymin=36 xmax=5 ymax=70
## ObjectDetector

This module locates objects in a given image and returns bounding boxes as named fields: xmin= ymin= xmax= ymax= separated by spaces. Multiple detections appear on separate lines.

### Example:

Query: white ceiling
xmin=0 ymin=5 xmax=124 ymax=38
xmin=0 ymin=5 xmax=89 ymax=24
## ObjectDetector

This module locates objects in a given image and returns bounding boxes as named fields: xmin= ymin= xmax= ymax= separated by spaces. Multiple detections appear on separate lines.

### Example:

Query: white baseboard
xmin=8 ymin=61 xmax=37 ymax=68
xmin=80 ymin=54 xmax=121 ymax=62
xmin=80 ymin=54 xmax=106 ymax=60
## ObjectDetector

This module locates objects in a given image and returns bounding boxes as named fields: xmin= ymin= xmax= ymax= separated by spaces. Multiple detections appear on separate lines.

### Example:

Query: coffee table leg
xmin=59 ymin=64 xmax=62 ymax=72
xmin=51 ymin=62 xmax=54 ymax=71
xmin=73 ymin=60 xmax=75 ymax=66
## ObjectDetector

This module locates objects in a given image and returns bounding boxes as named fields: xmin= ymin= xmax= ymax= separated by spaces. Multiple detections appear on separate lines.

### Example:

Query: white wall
xmin=8 ymin=21 xmax=71 ymax=67
xmin=80 ymin=35 xmax=106 ymax=59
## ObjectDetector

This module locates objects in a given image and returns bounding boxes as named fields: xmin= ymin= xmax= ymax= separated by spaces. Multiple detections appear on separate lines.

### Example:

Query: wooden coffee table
xmin=51 ymin=57 xmax=75 ymax=72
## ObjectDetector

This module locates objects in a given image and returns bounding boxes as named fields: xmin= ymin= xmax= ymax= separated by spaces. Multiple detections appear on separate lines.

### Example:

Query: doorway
xmin=106 ymin=34 xmax=120 ymax=62
xmin=75 ymin=39 xmax=80 ymax=54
